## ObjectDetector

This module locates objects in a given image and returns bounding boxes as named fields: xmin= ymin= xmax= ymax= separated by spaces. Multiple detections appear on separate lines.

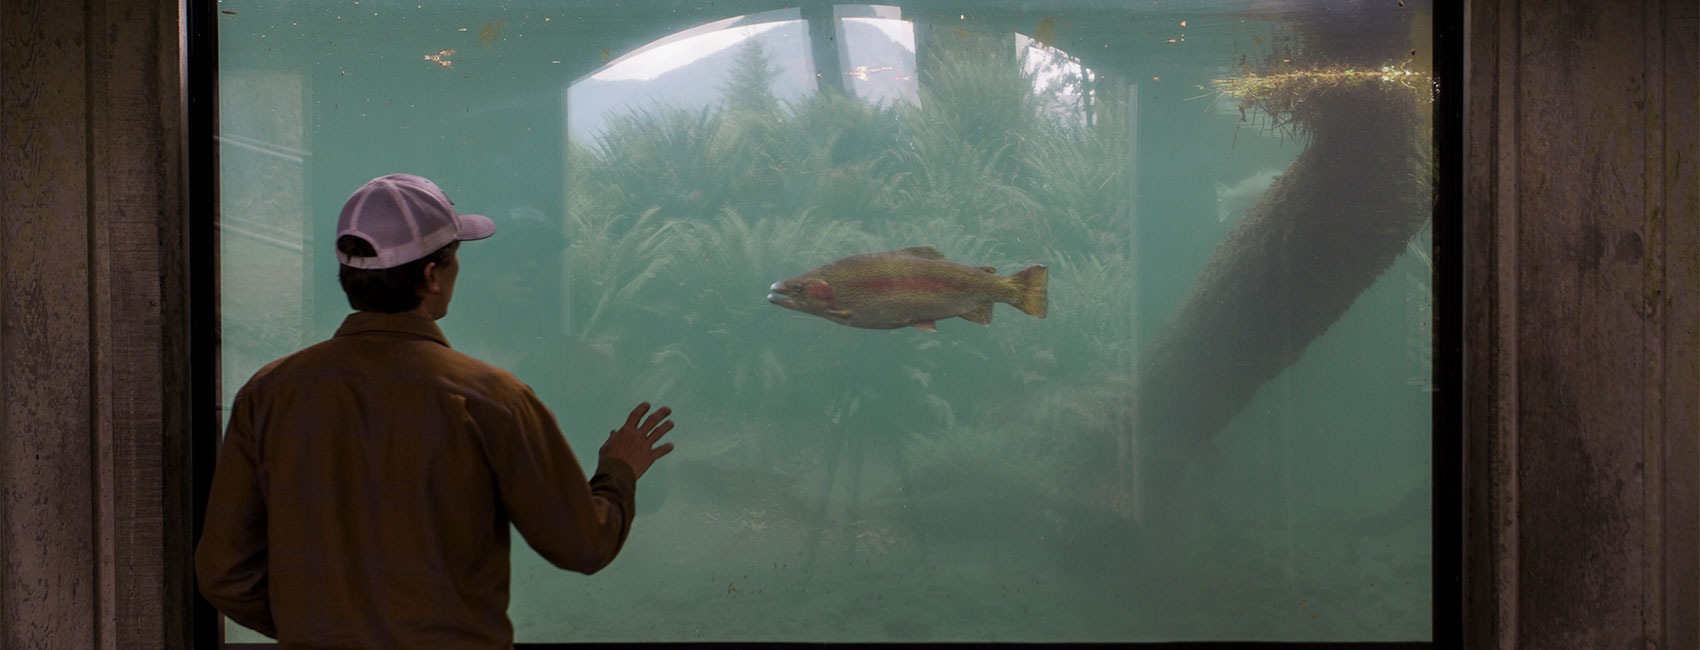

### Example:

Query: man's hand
xmin=599 ymin=402 xmax=675 ymax=480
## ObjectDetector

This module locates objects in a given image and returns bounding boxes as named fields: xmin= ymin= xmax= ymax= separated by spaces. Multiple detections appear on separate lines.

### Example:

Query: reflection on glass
xmin=217 ymin=1 xmax=1435 ymax=643
xmin=217 ymin=71 xmax=312 ymax=409
xmin=568 ymin=9 xmax=813 ymax=142
xmin=839 ymin=7 xmax=917 ymax=105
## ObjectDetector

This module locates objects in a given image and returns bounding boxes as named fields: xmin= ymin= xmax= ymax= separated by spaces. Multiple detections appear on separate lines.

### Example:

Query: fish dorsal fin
xmin=959 ymin=303 xmax=994 ymax=325
xmin=897 ymin=246 xmax=947 ymax=260
xmin=978 ymin=266 xmax=997 ymax=274
xmin=910 ymin=320 xmax=938 ymax=332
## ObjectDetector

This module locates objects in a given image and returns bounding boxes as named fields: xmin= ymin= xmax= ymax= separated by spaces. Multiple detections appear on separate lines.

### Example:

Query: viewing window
xmin=211 ymin=1 xmax=1446 ymax=644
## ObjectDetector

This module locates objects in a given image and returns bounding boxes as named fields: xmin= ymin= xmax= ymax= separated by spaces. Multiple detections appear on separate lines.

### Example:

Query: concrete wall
xmin=0 ymin=0 xmax=1693 ymax=648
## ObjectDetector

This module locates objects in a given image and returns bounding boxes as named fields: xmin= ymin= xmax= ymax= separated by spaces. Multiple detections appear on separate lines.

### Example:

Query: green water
xmin=217 ymin=0 xmax=1433 ymax=642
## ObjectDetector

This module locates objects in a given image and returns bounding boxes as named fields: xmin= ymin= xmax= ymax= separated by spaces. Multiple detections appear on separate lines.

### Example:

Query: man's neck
xmin=407 ymin=301 xmax=442 ymax=321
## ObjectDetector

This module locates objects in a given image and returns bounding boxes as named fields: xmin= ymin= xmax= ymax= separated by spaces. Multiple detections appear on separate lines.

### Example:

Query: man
xmin=196 ymin=173 xmax=676 ymax=648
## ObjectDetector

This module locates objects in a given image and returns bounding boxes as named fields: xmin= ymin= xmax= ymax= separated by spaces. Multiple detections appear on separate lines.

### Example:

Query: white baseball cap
xmin=336 ymin=174 xmax=496 ymax=269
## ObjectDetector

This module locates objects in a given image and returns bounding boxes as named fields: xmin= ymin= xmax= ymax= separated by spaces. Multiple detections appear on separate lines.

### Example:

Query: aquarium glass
xmin=216 ymin=0 xmax=1437 ymax=642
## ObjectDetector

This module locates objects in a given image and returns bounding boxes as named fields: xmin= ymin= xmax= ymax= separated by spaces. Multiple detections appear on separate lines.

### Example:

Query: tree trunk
xmin=1135 ymin=83 xmax=1431 ymax=497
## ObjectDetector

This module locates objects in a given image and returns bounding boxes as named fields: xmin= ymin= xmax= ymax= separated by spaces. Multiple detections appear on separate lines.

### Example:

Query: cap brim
xmin=456 ymin=213 xmax=496 ymax=241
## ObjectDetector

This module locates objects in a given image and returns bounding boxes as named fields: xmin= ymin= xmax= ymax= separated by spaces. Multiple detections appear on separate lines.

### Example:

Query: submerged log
xmin=1135 ymin=76 xmax=1432 ymax=495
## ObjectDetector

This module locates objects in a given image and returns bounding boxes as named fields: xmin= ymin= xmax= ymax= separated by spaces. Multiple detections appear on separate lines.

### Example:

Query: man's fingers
xmin=625 ymin=402 xmax=651 ymax=429
xmin=614 ymin=402 xmax=675 ymax=466
xmin=647 ymin=420 xmax=674 ymax=441
xmin=641 ymin=406 xmax=671 ymax=432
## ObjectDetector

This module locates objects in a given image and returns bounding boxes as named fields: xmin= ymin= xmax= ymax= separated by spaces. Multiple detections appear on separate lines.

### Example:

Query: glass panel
xmin=216 ymin=0 xmax=1435 ymax=643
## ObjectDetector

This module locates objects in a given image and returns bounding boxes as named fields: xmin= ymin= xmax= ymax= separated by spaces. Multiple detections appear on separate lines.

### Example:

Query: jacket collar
xmin=334 ymin=311 xmax=451 ymax=347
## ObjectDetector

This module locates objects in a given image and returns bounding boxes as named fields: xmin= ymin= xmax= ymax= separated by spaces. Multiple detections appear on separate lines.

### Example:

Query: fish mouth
xmin=767 ymin=281 xmax=796 ymax=305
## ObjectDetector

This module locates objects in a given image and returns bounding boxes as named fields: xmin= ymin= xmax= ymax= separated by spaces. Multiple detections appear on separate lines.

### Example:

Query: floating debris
xmin=424 ymin=48 xmax=454 ymax=69
xmin=478 ymin=19 xmax=506 ymax=47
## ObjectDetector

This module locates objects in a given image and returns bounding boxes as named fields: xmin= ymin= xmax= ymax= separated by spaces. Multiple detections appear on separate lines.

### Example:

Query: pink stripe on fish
xmin=846 ymin=278 xmax=966 ymax=292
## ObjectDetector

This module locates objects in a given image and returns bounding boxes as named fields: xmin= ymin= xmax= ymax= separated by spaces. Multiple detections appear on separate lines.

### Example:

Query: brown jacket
xmin=196 ymin=311 xmax=635 ymax=649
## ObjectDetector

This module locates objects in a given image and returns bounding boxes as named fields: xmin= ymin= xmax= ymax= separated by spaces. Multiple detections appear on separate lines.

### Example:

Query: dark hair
xmin=337 ymin=237 xmax=459 ymax=313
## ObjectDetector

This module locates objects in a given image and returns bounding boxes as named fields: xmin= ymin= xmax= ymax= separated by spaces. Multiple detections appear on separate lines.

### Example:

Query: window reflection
xmin=566 ymin=5 xmax=1096 ymax=136
xmin=217 ymin=71 xmax=312 ymax=408
xmin=839 ymin=6 xmax=917 ymax=105
xmin=1020 ymin=34 xmax=1096 ymax=127
xmin=569 ymin=9 xmax=811 ymax=141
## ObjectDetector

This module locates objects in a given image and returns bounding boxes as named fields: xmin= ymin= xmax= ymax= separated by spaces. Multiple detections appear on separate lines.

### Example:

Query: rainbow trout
xmin=767 ymin=246 xmax=1047 ymax=331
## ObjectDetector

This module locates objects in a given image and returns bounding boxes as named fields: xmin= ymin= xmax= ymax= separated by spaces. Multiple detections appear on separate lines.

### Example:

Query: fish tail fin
xmin=1007 ymin=264 xmax=1048 ymax=318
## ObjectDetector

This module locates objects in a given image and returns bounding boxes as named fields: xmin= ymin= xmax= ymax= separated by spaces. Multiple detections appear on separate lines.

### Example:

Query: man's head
xmin=335 ymin=174 xmax=495 ymax=318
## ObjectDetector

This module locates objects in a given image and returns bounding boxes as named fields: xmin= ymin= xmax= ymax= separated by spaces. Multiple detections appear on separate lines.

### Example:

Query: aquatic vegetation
xmin=1015 ymin=123 xmax=1129 ymax=258
xmin=575 ymin=104 xmax=735 ymax=220
xmin=905 ymin=28 xmax=1048 ymax=176
xmin=562 ymin=205 xmax=682 ymax=348
xmin=870 ymin=218 xmax=1002 ymax=268
xmin=901 ymin=371 xmax=1133 ymax=541
xmin=1030 ymin=250 xmax=1138 ymax=364
xmin=1211 ymin=62 xmax=1431 ymax=138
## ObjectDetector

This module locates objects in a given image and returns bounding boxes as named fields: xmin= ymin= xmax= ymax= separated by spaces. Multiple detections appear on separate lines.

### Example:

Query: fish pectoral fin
xmin=897 ymin=246 xmax=947 ymax=260
xmin=827 ymin=309 xmax=853 ymax=320
xmin=910 ymin=320 xmax=938 ymax=332
xmin=959 ymin=304 xmax=994 ymax=325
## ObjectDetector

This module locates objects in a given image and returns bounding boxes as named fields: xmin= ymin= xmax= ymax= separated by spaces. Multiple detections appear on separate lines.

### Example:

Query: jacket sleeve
xmin=194 ymin=390 xmax=278 ymax=638
xmin=475 ymin=385 xmax=637 ymax=574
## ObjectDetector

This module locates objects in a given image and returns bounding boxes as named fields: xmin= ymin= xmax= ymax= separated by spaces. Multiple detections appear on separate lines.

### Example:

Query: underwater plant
xmin=561 ymin=204 xmax=682 ymax=350
xmin=576 ymin=104 xmax=736 ymax=221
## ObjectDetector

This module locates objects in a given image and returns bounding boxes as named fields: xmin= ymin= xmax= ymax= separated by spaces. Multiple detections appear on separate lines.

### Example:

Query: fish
xmin=1214 ymin=169 xmax=1281 ymax=223
xmin=767 ymin=246 xmax=1047 ymax=331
